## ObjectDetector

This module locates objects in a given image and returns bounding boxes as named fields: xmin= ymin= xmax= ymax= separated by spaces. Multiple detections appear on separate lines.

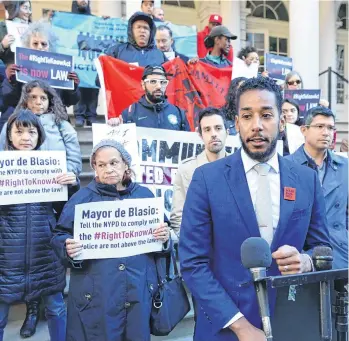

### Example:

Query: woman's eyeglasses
xmin=287 ymin=79 xmax=302 ymax=86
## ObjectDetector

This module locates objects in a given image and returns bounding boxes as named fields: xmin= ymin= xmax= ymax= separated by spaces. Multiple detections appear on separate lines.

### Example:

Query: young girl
xmin=0 ymin=109 xmax=66 ymax=341
xmin=0 ymin=80 xmax=81 ymax=337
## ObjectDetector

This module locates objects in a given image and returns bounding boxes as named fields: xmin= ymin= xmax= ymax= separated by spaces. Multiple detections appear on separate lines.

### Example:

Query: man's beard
xmin=146 ymin=89 xmax=164 ymax=104
xmin=207 ymin=140 xmax=224 ymax=154
xmin=239 ymin=134 xmax=278 ymax=163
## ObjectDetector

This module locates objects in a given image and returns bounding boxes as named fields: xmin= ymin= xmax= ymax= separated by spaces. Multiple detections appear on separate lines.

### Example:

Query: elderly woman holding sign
xmin=51 ymin=139 xmax=171 ymax=341
xmin=0 ymin=109 xmax=67 ymax=341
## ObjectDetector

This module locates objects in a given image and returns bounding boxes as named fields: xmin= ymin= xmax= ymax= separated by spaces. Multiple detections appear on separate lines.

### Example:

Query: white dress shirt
xmin=224 ymin=149 xmax=281 ymax=328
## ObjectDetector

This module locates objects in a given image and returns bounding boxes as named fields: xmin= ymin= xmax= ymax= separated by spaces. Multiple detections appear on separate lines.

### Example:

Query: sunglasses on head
xmin=287 ymin=79 xmax=302 ymax=86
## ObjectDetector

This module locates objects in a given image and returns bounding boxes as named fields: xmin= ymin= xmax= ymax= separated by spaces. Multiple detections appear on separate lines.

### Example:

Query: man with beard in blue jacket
xmin=106 ymin=11 xmax=166 ymax=67
xmin=118 ymin=65 xmax=190 ymax=130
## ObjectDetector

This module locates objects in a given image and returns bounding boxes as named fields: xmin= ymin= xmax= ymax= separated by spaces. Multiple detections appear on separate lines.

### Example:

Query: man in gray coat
xmin=170 ymin=107 xmax=230 ymax=237
xmin=287 ymin=106 xmax=348 ymax=269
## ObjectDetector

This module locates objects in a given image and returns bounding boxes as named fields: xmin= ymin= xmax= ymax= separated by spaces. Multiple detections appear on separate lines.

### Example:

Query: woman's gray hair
xmin=21 ymin=21 xmax=58 ymax=52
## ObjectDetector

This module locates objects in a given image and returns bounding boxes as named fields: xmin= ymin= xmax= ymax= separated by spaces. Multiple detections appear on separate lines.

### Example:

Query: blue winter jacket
xmin=122 ymin=95 xmax=190 ymax=131
xmin=105 ymin=12 xmax=166 ymax=67
xmin=51 ymin=180 xmax=171 ymax=341
xmin=0 ymin=202 xmax=66 ymax=304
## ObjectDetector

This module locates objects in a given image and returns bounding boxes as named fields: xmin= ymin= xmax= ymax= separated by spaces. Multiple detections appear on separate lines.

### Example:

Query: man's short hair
xmin=236 ymin=76 xmax=283 ymax=116
xmin=198 ymin=107 xmax=227 ymax=134
xmin=156 ymin=25 xmax=173 ymax=37
xmin=304 ymin=106 xmax=335 ymax=126
xmin=237 ymin=46 xmax=257 ymax=60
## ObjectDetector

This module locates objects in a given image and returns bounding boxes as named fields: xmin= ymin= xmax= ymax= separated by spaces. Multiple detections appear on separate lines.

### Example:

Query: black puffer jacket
xmin=0 ymin=202 xmax=66 ymax=304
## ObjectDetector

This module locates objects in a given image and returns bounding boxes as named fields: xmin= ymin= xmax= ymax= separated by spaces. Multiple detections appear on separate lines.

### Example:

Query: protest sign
xmin=0 ymin=151 xmax=68 ymax=205
xmin=51 ymin=12 xmax=197 ymax=88
xmin=6 ymin=20 xmax=27 ymax=52
xmin=285 ymin=123 xmax=304 ymax=154
xmin=284 ymin=89 xmax=321 ymax=119
xmin=15 ymin=47 xmax=74 ymax=89
xmin=231 ymin=57 xmax=258 ymax=80
xmin=92 ymin=123 xmax=140 ymax=176
xmin=73 ymin=198 xmax=163 ymax=260
xmin=265 ymin=53 xmax=292 ymax=81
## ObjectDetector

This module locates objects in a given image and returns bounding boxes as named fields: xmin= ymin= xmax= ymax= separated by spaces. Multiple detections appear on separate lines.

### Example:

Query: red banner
xmin=97 ymin=56 xmax=232 ymax=131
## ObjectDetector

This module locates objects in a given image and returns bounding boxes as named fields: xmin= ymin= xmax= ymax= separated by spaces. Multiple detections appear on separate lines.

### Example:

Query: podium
xmin=268 ymin=269 xmax=348 ymax=341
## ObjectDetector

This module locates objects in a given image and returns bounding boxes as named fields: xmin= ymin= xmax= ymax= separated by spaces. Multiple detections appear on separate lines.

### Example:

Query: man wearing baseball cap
xmin=197 ymin=14 xmax=234 ymax=62
xmin=200 ymin=25 xmax=237 ymax=68
xmin=109 ymin=65 xmax=190 ymax=131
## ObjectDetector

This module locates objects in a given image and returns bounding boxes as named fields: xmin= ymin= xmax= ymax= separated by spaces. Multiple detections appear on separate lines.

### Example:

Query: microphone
xmin=313 ymin=246 xmax=333 ymax=341
xmin=241 ymin=237 xmax=273 ymax=341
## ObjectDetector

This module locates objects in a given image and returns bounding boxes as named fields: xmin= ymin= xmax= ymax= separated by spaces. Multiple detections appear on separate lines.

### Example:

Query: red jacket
xmin=197 ymin=26 xmax=233 ymax=62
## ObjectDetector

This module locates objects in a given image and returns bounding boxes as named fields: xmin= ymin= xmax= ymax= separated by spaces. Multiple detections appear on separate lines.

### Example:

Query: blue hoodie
xmin=106 ymin=12 xmax=166 ymax=67
xmin=122 ymin=95 xmax=190 ymax=131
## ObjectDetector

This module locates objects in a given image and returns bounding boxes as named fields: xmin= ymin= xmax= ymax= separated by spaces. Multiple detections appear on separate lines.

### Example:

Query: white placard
xmin=286 ymin=123 xmax=305 ymax=154
xmin=0 ymin=151 xmax=68 ymax=205
xmin=73 ymin=198 xmax=164 ymax=260
xmin=232 ymin=57 xmax=258 ymax=80
xmin=6 ymin=20 xmax=27 ymax=52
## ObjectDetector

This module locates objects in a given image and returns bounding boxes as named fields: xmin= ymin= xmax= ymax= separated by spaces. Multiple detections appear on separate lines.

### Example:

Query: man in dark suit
xmin=179 ymin=76 xmax=331 ymax=341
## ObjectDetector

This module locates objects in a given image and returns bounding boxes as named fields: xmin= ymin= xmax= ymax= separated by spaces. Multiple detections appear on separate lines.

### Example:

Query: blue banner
xmin=15 ymin=47 xmax=74 ymax=89
xmin=265 ymin=53 xmax=293 ymax=81
xmin=51 ymin=12 xmax=197 ymax=88
xmin=284 ymin=89 xmax=321 ymax=118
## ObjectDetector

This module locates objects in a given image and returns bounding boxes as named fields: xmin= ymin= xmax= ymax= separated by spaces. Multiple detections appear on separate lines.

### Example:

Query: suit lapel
xmin=271 ymin=156 xmax=297 ymax=252
xmin=224 ymin=150 xmax=260 ymax=237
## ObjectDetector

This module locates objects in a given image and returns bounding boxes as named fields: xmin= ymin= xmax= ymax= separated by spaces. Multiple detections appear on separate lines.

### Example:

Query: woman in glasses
xmin=284 ymin=71 xmax=303 ymax=90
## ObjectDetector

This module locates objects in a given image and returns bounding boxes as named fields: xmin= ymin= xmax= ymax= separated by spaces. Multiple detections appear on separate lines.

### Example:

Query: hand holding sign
xmin=56 ymin=172 xmax=77 ymax=185
xmin=6 ymin=63 xmax=20 ymax=80
xmin=153 ymin=222 xmax=170 ymax=243
xmin=66 ymin=238 xmax=83 ymax=258
xmin=1 ymin=34 xmax=15 ymax=49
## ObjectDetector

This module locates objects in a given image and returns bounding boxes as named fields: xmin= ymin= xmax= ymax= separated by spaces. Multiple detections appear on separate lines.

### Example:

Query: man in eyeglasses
xmin=114 ymin=65 xmax=190 ymax=130
xmin=287 ymin=106 xmax=348 ymax=269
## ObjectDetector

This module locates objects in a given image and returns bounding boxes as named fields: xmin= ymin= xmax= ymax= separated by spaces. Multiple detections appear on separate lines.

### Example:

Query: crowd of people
xmin=0 ymin=1 xmax=347 ymax=341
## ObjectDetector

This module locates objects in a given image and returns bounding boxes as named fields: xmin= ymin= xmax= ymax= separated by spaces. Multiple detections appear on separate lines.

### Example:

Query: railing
xmin=319 ymin=66 xmax=348 ymax=109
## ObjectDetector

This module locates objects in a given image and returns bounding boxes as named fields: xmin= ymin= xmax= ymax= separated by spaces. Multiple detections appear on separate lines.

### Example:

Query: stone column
xmin=289 ymin=0 xmax=320 ymax=89
xmin=319 ymin=0 xmax=337 ymax=108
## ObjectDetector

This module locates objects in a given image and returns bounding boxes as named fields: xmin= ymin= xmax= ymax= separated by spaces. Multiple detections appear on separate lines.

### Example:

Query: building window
xmin=337 ymin=45 xmax=345 ymax=104
xmin=161 ymin=0 xmax=195 ymax=8
xmin=246 ymin=1 xmax=289 ymax=21
xmin=338 ymin=2 xmax=348 ymax=30
xmin=269 ymin=36 xmax=288 ymax=56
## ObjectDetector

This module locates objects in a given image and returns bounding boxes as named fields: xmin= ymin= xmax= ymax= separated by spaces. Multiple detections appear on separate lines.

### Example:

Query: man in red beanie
xmin=197 ymin=14 xmax=234 ymax=62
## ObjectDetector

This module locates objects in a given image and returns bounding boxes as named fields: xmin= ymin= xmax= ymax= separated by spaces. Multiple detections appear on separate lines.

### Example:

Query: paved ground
xmin=4 ymin=320 xmax=194 ymax=341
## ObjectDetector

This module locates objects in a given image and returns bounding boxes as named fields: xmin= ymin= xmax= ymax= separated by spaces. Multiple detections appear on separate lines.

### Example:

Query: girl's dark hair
xmin=15 ymin=80 xmax=68 ymax=124
xmin=5 ymin=1 xmax=32 ymax=22
xmin=6 ymin=109 xmax=46 ymax=150
xmin=223 ymin=77 xmax=247 ymax=120
xmin=237 ymin=46 xmax=257 ymax=60
xmin=282 ymin=98 xmax=303 ymax=126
